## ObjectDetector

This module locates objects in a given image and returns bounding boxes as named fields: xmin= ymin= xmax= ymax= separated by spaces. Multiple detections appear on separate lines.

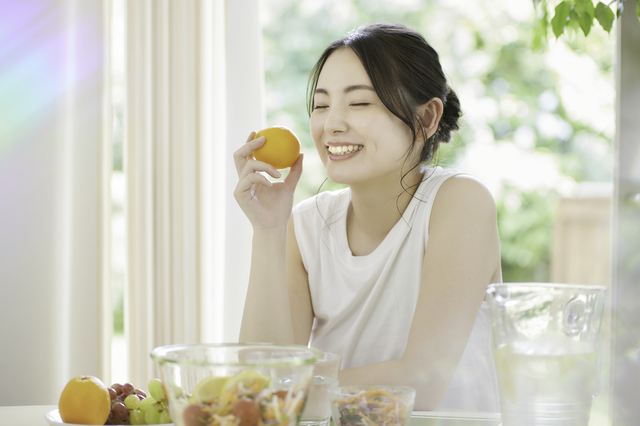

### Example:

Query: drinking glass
xmin=299 ymin=352 xmax=341 ymax=426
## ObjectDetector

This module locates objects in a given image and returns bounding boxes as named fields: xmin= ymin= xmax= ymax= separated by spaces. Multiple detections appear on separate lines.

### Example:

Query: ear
xmin=416 ymin=97 xmax=444 ymax=141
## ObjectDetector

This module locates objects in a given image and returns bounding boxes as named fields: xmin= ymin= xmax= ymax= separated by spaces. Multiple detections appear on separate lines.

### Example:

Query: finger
xmin=233 ymin=135 xmax=263 ymax=171
xmin=233 ymin=135 xmax=266 ymax=175
xmin=284 ymin=153 xmax=304 ymax=188
xmin=239 ymin=158 xmax=282 ymax=181
xmin=235 ymin=172 xmax=273 ymax=198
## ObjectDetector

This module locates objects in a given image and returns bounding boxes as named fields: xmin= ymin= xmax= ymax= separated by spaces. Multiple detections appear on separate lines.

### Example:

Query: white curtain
xmin=0 ymin=0 xmax=110 ymax=405
xmin=124 ymin=0 xmax=264 ymax=387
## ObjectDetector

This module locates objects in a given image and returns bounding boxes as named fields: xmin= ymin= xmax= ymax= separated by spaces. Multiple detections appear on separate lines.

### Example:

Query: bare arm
xmin=337 ymin=176 xmax=502 ymax=410
xmin=286 ymin=217 xmax=315 ymax=345
xmin=234 ymin=132 xmax=312 ymax=344
xmin=239 ymin=225 xmax=295 ymax=344
xmin=238 ymin=216 xmax=315 ymax=346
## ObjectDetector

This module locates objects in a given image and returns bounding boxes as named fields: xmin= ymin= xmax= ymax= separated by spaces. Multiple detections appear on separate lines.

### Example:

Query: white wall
xmin=0 ymin=0 xmax=106 ymax=405
xmin=222 ymin=0 xmax=266 ymax=342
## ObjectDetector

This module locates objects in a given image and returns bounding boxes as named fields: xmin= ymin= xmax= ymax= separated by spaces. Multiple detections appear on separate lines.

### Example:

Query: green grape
xmin=139 ymin=396 xmax=156 ymax=412
xmin=144 ymin=403 xmax=162 ymax=425
xmin=158 ymin=409 xmax=172 ymax=424
xmin=148 ymin=378 xmax=166 ymax=401
xmin=125 ymin=394 xmax=141 ymax=410
xmin=130 ymin=409 xmax=147 ymax=425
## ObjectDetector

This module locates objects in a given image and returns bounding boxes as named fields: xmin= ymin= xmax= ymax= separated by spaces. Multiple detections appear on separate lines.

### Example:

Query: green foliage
xmin=535 ymin=0 xmax=639 ymax=41
xmin=595 ymin=2 xmax=615 ymax=32
xmin=551 ymin=2 xmax=572 ymax=38
xmin=496 ymin=188 xmax=557 ymax=282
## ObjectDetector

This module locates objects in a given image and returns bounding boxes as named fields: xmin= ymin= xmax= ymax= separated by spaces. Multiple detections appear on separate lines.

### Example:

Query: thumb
xmin=284 ymin=153 xmax=304 ymax=188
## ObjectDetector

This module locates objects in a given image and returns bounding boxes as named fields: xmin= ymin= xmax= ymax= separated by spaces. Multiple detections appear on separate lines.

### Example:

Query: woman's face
xmin=310 ymin=47 xmax=422 ymax=188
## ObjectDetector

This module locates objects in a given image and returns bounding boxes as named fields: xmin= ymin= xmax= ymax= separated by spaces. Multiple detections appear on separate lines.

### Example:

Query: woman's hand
xmin=233 ymin=131 xmax=304 ymax=230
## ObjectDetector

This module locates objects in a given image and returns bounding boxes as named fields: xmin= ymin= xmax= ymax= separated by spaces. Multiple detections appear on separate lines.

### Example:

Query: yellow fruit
xmin=189 ymin=375 xmax=230 ymax=404
xmin=253 ymin=126 xmax=301 ymax=169
xmin=58 ymin=376 xmax=111 ymax=425
xmin=220 ymin=371 xmax=271 ymax=408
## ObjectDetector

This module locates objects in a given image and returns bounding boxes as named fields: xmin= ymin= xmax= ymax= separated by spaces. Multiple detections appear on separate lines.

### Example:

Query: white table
xmin=0 ymin=405 xmax=502 ymax=426
xmin=1 ymin=405 xmax=53 ymax=426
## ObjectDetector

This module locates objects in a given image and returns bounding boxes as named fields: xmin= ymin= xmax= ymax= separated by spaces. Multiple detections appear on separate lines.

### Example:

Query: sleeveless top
xmin=292 ymin=167 xmax=499 ymax=412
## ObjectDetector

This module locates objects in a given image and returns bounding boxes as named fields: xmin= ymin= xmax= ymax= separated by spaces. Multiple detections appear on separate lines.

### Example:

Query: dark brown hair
xmin=307 ymin=23 xmax=461 ymax=166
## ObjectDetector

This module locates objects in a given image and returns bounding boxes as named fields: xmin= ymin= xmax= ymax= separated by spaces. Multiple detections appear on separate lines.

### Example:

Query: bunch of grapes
xmin=106 ymin=378 xmax=172 ymax=425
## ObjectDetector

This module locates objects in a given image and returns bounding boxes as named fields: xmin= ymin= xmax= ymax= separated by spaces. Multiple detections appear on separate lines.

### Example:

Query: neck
xmin=346 ymin=168 xmax=423 ymax=255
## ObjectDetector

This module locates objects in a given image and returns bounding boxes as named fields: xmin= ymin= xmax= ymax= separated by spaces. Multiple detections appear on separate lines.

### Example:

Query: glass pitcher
xmin=486 ymin=283 xmax=607 ymax=426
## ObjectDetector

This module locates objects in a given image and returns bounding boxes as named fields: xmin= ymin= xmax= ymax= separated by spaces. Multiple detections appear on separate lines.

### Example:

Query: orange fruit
xmin=58 ymin=376 xmax=111 ymax=425
xmin=253 ymin=126 xmax=301 ymax=169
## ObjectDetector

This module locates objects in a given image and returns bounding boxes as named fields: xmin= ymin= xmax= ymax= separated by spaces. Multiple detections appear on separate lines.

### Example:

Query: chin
xmin=324 ymin=170 xmax=344 ymax=184
xmin=325 ymin=170 xmax=358 ymax=187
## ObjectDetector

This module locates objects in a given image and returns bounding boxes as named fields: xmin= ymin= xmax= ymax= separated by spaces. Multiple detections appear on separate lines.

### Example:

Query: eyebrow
xmin=314 ymin=84 xmax=375 ymax=95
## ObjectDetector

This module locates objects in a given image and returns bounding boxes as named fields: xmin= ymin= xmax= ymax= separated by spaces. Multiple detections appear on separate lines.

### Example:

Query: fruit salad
xmin=180 ymin=371 xmax=310 ymax=426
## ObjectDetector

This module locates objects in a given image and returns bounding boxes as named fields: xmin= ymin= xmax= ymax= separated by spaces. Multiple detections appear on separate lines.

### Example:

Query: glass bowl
xmin=328 ymin=385 xmax=416 ymax=426
xmin=151 ymin=343 xmax=321 ymax=426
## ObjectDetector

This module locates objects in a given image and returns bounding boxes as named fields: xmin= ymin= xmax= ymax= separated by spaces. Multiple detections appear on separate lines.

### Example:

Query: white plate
xmin=45 ymin=409 xmax=175 ymax=426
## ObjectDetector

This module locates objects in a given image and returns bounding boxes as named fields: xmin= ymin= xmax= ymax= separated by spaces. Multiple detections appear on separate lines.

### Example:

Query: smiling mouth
xmin=327 ymin=145 xmax=363 ymax=155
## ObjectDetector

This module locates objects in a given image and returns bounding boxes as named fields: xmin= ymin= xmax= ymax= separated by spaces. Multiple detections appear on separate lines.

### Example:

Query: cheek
xmin=309 ymin=116 xmax=327 ymax=158
xmin=309 ymin=114 xmax=322 ymax=138
xmin=309 ymin=115 xmax=324 ymax=141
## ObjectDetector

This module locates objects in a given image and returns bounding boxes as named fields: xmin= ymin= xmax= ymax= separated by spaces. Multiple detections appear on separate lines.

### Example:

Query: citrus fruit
xmin=58 ymin=375 xmax=111 ymax=425
xmin=253 ymin=126 xmax=301 ymax=169
xmin=189 ymin=375 xmax=230 ymax=404
xmin=221 ymin=370 xmax=270 ymax=394
xmin=220 ymin=371 xmax=271 ymax=407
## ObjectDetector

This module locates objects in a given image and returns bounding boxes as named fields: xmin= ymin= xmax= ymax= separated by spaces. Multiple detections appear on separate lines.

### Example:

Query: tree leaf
xmin=595 ymin=2 xmax=615 ymax=32
xmin=574 ymin=0 xmax=595 ymax=17
xmin=551 ymin=1 xmax=572 ymax=38
xmin=578 ymin=9 xmax=594 ymax=35
xmin=617 ymin=0 xmax=624 ymax=17
xmin=566 ymin=9 xmax=582 ymax=37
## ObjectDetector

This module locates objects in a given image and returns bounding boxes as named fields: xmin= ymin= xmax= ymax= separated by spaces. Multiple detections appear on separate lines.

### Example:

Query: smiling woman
xmin=234 ymin=23 xmax=501 ymax=412
xmin=310 ymin=48 xmax=423 ymax=189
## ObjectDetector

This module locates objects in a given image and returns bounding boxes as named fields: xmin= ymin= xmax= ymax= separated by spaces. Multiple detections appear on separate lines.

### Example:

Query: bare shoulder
xmin=425 ymin=174 xmax=502 ymax=287
xmin=431 ymin=174 xmax=496 ymax=225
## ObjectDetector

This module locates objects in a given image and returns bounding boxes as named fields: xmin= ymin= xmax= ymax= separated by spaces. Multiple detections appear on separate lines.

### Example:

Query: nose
xmin=324 ymin=105 xmax=348 ymax=134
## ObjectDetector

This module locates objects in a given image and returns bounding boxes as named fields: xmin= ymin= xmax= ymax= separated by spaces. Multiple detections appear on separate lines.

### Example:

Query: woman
xmin=233 ymin=23 xmax=501 ymax=412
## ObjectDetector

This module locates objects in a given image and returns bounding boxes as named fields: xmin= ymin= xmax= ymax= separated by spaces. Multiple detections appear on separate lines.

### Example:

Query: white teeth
xmin=327 ymin=145 xmax=363 ymax=155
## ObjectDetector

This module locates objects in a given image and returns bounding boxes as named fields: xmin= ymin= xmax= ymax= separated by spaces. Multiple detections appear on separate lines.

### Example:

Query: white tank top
xmin=292 ymin=167 xmax=499 ymax=412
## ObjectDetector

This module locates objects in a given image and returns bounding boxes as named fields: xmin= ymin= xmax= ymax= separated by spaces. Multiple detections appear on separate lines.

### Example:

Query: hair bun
xmin=434 ymin=86 xmax=462 ymax=143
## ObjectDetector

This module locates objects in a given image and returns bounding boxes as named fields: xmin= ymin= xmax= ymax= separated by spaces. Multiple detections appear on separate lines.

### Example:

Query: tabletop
xmin=0 ymin=405 xmax=502 ymax=426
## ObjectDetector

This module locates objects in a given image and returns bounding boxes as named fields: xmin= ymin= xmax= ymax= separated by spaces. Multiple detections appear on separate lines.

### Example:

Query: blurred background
xmin=109 ymin=1 xmax=618 ymax=423
xmin=3 ymin=1 xmax=638 ymax=424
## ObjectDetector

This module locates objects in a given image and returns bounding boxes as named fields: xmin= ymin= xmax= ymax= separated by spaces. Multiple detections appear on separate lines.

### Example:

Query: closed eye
xmin=313 ymin=105 xmax=328 ymax=110
xmin=350 ymin=103 xmax=370 ymax=107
